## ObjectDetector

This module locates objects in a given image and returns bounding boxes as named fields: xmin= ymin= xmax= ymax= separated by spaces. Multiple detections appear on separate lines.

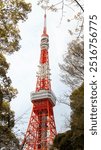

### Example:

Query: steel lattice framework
xmin=21 ymin=13 xmax=57 ymax=150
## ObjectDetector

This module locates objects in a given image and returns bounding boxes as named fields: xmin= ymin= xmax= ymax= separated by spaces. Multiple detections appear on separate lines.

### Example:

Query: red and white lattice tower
xmin=21 ymin=13 xmax=57 ymax=150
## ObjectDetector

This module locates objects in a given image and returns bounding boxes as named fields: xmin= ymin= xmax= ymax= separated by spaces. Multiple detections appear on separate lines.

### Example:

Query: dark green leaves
xmin=0 ymin=0 xmax=31 ymax=54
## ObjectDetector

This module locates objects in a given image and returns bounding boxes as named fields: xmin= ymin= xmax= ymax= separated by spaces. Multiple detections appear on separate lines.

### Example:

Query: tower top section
xmin=42 ymin=12 xmax=48 ymax=37
xmin=43 ymin=13 xmax=46 ymax=34
xmin=31 ymin=12 xmax=56 ymax=106
xmin=35 ymin=12 xmax=51 ymax=92
xmin=41 ymin=12 xmax=49 ymax=50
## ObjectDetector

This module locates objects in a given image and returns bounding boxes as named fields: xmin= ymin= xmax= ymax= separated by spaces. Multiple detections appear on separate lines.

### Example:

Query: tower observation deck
xmin=21 ymin=13 xmax=57 ymax=150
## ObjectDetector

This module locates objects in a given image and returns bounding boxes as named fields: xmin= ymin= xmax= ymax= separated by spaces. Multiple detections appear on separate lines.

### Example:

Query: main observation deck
xmin=30 ymin=90 xmax=56 ymax=106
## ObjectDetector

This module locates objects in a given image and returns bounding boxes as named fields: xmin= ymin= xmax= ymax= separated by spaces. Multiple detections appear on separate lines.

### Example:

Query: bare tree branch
xmin=73 ymin=0 xmax=84 ymax=12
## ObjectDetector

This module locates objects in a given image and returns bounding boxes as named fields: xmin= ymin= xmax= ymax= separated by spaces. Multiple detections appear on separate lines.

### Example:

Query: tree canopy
xmin=0 ymin=101 xmax=20 ymax=149
xmin=70 ymin=83 xmax=84 ymax=134
xmin=51 ymin=83 xmax=84 ymax=150
xmin=52 ymin=39 xmax=84 ymax=149
xmin=0 ymin=0 xmax=31 ymax=54
xmin=0 ymin=0 xmax=31 ymax=149
xmin=59 ymin=40 xmax=84 ymax=89
xmin=0 ymin=0 xmax=31 ymax=102
xmin=0 ymin=53 xmax=18 ymax=102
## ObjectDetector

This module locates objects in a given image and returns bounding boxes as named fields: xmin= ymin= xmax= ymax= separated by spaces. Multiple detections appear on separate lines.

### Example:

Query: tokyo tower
xmin=21 ymin=12 xmax=57 ymax=150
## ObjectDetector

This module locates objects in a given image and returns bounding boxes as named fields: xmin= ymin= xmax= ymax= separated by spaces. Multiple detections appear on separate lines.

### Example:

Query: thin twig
xmin=73 ymin=0 xmax=84 ymax=12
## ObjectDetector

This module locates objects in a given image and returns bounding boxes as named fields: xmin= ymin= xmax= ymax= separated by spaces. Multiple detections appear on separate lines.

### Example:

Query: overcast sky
xmin=7 ymin=0 xmax=77 ymax=139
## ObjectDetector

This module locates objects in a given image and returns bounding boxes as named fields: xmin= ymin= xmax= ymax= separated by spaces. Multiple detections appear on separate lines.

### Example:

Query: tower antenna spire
xmin=43 ymin=8 xmax=47 ymax=34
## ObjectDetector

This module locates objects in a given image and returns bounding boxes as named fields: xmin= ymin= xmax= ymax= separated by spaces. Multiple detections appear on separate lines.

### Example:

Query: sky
xmin=7 ymin=0 xmax=77 ymax=140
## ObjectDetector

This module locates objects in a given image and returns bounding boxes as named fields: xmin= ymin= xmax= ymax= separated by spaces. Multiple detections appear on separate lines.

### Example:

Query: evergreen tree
xmin=51 ymin=84 xmax=84 ymax=150
xmin=0 ymin=101 xmax=19 ymax=149
xmin=0 ymin=0 xmax=31 ymax=148
xmin=70 ymin=83 xmax=84 ymax=135
xmin=0 ymin=0 xmax=31 ymax=54
xmin=0 ymin=53 xmax=17 ymax=102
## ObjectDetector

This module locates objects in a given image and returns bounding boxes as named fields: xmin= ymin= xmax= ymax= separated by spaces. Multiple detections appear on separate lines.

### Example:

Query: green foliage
xmin=0 ymin=0 xmax=31 ymax=148
xmin=0 ymin=127 xmax=19 ymax=149
xmin=53 ymin=133 xmax=66 ymax=149
xmin=51 ymin=131 xmax=73 ymax=150
xmin=59 ymin=131 xmax=73 ymax=150
xmin=0 ymin=101 xmax=19 ymax=149
xmin=51 ymin=84 xmax=84 ymax=150
xmin=0 ymin=53 xmax=9 ymax=76
xmin=0 ymin=0 xmax=31 ymax=54
xmin=70 ymin=83 xmax=84 ymax=150
xmin=70 ymin=83 xmax=84 ymax=135
xmin=0 ymin=53 xmax=18 ymax=102
xmin=0 ymin=0 xmax=31 ymax=101
xmin=0 ymin=101 xmax=15 ymax=128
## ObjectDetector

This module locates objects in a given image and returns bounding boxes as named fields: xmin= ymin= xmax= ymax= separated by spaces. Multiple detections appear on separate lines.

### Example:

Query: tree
xmin=70 ymin=83 xmax=84 ymax=150
xmin=0 ymin=0 xmax=31 ymax=148
xmin=0 ymin=53 xmax=17 ymax=102
xmin=70 ymin=83 xmax=84 ymax=134
xmin=51 ymin=83 xmax=84 ymax=150
xmin=0 ymin=101 xmax=20 ymax=149
xmin=0 ymin=0 xmax=31 ymax=103
xmin=0 ymin=0 xmax=31 ymax=54
xmin=59 ymin=40 xmax=84 ymax=89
